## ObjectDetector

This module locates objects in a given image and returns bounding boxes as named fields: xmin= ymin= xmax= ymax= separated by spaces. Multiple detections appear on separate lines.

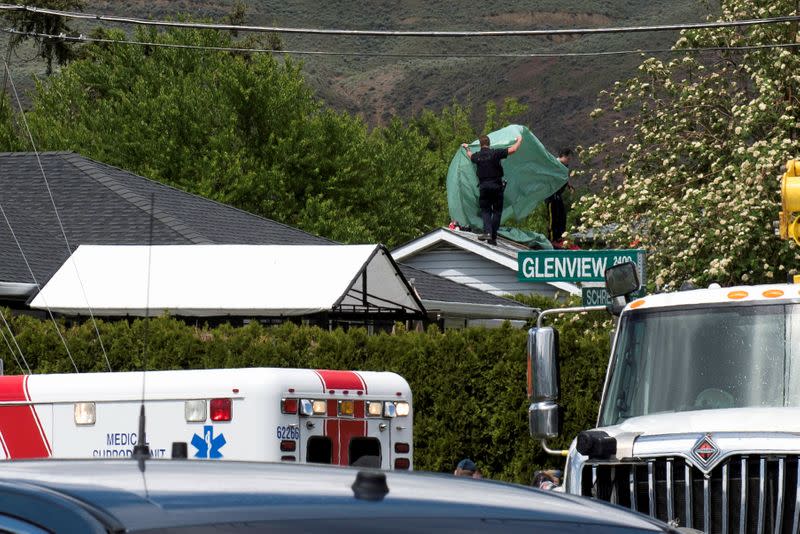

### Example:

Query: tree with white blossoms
xmin=576 ymin=0 xmax=800 ymax=290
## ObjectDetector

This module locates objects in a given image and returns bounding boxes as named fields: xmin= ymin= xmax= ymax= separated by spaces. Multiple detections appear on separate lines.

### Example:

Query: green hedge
xmin=1 ymin=303 xmax=612 ymax=484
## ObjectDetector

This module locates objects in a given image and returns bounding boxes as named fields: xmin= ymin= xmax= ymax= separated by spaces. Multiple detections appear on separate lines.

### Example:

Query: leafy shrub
xmin=3 ymin=302 xmax=612 ymax=484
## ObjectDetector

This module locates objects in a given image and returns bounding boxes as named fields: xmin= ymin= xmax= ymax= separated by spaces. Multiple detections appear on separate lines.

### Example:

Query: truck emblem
xmin=692 ymin=434 xmax=719 ymax=466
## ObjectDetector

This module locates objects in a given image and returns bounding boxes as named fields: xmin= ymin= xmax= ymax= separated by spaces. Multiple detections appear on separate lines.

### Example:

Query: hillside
xmin=5 ymin=0 xmax=719 ymax=155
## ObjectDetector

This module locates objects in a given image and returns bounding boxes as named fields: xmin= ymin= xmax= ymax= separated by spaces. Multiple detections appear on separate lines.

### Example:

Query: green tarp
xmin=497 ymin=226 xmax=553 ymax=250
xmin=446 ymin=124 xmax=568 ymax=247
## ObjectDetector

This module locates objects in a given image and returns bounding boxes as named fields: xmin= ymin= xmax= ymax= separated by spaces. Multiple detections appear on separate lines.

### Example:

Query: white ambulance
xmin=0 ymin=367 xmax=413 ymax=470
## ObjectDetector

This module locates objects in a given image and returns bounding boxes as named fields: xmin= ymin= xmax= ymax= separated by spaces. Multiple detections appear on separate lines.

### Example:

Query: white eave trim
xmin=0 ymin=282 xmax=37 ymax=298
xmin=394 ymin=228 xmax=517 ymax=268
xmin=421 ymin=299 xmax=536 ymax=320
xmin=393 ymin=228 xmax=581 ymax=296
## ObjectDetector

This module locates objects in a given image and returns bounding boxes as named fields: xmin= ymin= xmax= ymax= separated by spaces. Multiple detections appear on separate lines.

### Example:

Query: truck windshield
xmin=599 ymin=303 xmax=800 ymax=426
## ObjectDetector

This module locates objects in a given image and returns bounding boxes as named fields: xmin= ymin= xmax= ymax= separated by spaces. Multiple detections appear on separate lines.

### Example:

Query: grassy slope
xmin=5 ymin=0 xmax=718 ymax=156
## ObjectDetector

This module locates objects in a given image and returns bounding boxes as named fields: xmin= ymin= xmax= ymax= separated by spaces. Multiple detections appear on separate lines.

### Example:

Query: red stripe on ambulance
xmin=325 ymin=419 xmax=367 ymax=465
xmin=314 ymin=370 xmax=367 ymax=393
xmin=0 ymin=376 xmax=51 ymax=459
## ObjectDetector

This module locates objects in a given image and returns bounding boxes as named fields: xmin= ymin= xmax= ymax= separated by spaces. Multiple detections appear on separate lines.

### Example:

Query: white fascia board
xmin=0 ymin=282 xmax=37 ymax=297
xmin=421 ymin=299 xmax=536 ymax=320
xmin=392 ymin=229 xmax=459 ymax=261
xmin=393 ymin=229 xmax=581 ymax=296
xmin=393 ymin=229 xmax=517 ymax=269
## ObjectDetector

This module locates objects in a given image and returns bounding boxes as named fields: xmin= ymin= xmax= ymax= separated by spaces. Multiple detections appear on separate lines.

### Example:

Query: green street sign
xmin=517 ymin=249 xmax=645 ymax=283
xmin=582 ymin=286 xmax=611 ymax=306
xmin=581 ymin=286 xmax=646 ymax=306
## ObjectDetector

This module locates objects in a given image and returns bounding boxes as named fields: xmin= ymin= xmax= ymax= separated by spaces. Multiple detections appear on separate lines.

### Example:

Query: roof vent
xmin=679 ymin=281 xmax=696 ymax=291
xmin=708 ymin=283 xmax=721 ymax=289
xmin=351 ymin=470 xmax=389 ymax=501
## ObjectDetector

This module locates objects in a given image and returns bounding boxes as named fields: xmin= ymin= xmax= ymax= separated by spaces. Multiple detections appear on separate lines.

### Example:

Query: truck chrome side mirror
xmin=605 ymin=262 xmax=640 ymax=316
xmin=527 ymin=327 xmax=561 ymax=439
xmin=529 ymin=401 xmax=560 ymax=439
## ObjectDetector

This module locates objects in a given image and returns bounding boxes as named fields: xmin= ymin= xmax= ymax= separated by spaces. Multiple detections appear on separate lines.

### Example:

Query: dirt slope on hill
xmin=8 ymin=0 xmax=718 ymax=155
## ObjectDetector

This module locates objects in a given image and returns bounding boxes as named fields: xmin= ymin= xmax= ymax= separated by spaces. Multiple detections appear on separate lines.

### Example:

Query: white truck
xmin=0 ymin=367 xmax=413 ymax=470
xmin=529 ymin=262 xmax=800 ymax=533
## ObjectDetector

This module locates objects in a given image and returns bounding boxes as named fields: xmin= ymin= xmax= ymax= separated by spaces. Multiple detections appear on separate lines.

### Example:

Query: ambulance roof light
xmin=395 ymin=401 xmax=410 ymax=417
xmin=367 ymin=401 xmax=383 ymax=417
xmin=300 ymin=399 xmax=326 ymax=416
xmin=210 ymin=398 xmax=232 ymax=422
xmin=184 ymin=400 xmax=206 ymax=422
xmin=74 ymin=402 xmax=96 ymax=426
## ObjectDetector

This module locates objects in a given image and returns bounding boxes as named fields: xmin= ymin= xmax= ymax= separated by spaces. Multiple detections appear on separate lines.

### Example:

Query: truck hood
xmin=605 ymin=407 xmax=800 ymax=436
xmin=592 ymin=407 xmax=800 ymax=464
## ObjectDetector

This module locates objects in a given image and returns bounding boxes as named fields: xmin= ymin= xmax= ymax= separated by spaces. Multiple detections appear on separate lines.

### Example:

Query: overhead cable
xmin=0 ymin=308 xmax=30 ymax=374
xmin=3 ymin=57 xmax=112 ymax=373
xmin=0 ymin=3 xmax=799 ymax=37
xmin=3 ymin=28 xmax=800 ymax=58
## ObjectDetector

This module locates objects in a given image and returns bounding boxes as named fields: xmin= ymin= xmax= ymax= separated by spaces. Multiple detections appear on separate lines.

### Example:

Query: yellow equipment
xmin=780 ymin=159 xmax=800 ymax=244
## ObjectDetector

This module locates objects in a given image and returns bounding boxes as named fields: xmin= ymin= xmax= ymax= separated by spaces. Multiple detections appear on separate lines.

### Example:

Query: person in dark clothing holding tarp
xmin=462 ymin=134 xmax=522 ymax=245
xmin=546 ymin=148 xmax=573 ymax=248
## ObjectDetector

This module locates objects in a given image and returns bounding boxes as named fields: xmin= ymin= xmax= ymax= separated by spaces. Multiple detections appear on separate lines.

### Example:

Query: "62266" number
xmin=276 ymin=425 xmax=300 ymax=440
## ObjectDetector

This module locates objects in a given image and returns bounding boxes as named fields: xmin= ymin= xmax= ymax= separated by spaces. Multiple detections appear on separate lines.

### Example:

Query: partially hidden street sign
xmin=581 ymin=285 xmax=646 ymax=307
xmin=517 ymin=249 xmax=645 ymax=283
xmin=517 ymin=249 xmax=647 ymax=306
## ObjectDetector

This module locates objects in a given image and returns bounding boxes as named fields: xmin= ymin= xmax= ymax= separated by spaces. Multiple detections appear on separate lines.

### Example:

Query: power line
xmin=0 ymin=318 xmax=28 ymax=374
xmin=0 ymin=3 xmax=799 ymax=38
xmin=3 ymin=28 xmax=800 ymax=59
xmin=0 ymin=307 xmax=30 ymax=374
xmin=3 ymin=56 xmax=113 ymax=373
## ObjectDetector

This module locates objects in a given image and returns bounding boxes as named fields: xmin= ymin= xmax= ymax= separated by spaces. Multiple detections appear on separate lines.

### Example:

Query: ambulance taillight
xmin=394 ymin=458 xmax=410 ymax=470
xmin=210 ymin=398 xmax=232 ymax=421
xmin=281 ymin=398 xmax=298 ymax=414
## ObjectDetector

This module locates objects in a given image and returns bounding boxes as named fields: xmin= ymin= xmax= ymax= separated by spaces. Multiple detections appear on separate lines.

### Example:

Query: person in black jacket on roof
xmin=545 ymin=148 xmax=573 ymax=248
xmin=462 ymin=134 xmax=522 ymax=245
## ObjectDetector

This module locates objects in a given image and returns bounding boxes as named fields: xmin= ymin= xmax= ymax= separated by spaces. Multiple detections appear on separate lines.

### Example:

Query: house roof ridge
xmin=0 ymin=150 xmax=74 ymax=157
xmin=61 ymin=153 xmax=334 ymax=245
xmin=61 ymin=153 xmax=214 ymax=244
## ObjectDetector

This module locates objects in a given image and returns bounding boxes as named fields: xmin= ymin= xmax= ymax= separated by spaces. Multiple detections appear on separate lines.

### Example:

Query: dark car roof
xmin=0 ymin=460 xmax=673 ymax=533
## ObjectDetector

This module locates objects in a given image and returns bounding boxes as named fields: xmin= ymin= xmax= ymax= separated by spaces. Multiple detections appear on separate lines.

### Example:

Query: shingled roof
xmin=0 ymin=152 xmax=330 ymax=286
xmin=1 ymin=152 xmax=532 ymax=321
xmin=399 ymin=265 xmax=535 ymax=320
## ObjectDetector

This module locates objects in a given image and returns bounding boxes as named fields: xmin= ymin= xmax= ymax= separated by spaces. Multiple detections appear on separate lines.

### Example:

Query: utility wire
xmin=0 ymin=308 xmax=30 ymax=374
xmin=0 ymin=3 xmax=799 ymax=37
xmin=0 ymin=320 xmax=26 ymax=374
xmin=0 ymin=194 xmax=54 ymax=374
xmin=2 ymin=57 xmax=112 ymax=373
xmin=3 ymin=27 xmax=800 ymax=58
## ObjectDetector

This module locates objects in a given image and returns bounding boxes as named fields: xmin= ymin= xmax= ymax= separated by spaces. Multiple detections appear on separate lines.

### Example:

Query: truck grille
xmin=581 ymin=456 xmax=800 ymax=533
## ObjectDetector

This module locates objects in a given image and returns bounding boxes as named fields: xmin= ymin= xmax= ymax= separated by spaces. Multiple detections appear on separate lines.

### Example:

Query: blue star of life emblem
xmin=191 ymin=425 xmax=227 ymax=459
